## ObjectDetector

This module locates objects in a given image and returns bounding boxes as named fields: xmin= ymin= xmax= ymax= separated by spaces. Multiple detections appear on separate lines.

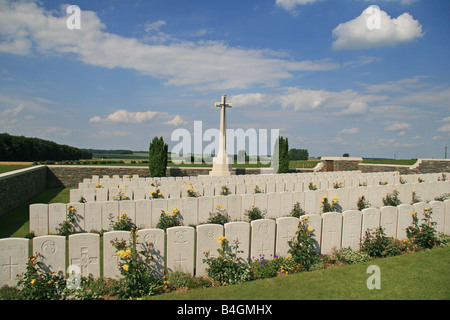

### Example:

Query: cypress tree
xmin=149 ymin=136 xmax=168 ymax=177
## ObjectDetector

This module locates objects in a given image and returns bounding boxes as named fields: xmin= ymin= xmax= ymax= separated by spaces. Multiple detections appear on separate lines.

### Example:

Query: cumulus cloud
xmin=332 ymin=7 xmax=423 ymax=50
xmin=437 ymin=124 xmax=450 ymax=133
xmin=0 ymin=0 xmax=336 ymax=90
xmin=231 ymin=87 xmax=382 ymax=112
xmin=275 ymin=0 xmax=320 ymax=11
xmin=89 ymin=110 xmax=159 ymax=123
xmin=384 ymin=121 xmax=411 ymax=131
xmin=339 ymin=128 xmax=359 ymax=134
xmin=89 ymin=109 xmax=186 ymax=126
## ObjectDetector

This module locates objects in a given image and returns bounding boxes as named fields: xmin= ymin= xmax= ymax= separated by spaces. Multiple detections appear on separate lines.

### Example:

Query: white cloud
xmin=385 ymin=121 xmax=411 ymax=131
xmin=0 ymin=104 xmax=23 ymax=117
xmin=275 ymin=0 xmax=320 ymax=11
xmin=441 ymin=116 xmax=450 ymax=123
xmin=89 ymin=110 xmax=159 ymax=123
xmin=339 ymin=101 xmax=369 ymax=115
xmin=0 ymin=0 xmax=337 ymax=90
xmin=332 ymin=7 xmax=423 ymax=50
xmin=437 ymin=124 xmax=450 ymax=132
xmin=89 ymin=109 xmax=187 ymax=126
xmin=164 ymin=115 xmax=187 ymax=126
xmin=339 ymin=128 xmax=359 ymax=134
xmin=232 ymin=87 xmax=382 ymax=112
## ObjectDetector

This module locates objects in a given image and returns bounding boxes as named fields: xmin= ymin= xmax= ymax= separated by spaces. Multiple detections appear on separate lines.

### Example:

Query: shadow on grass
xmin=0 ymin=188 xmax=68 ymax=238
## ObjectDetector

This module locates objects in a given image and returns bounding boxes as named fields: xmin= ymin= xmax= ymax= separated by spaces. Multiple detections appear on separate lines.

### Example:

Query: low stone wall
xmin=46 ymin=165 xmax=275 ymax=188
xmin=0 ymin=165 xmax=47 ymax=217
xmin=360 ymin=159 xmax=450 ymax=174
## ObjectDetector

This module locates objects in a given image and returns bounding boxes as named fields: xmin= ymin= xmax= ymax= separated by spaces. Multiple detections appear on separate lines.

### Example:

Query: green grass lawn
xmin=147 ymin=247 xmax=450 ymax=300
xmin=0 ymin=165 xmax=33 ymax=174
xmin=0 ymin=187 xmax=70 ymax=238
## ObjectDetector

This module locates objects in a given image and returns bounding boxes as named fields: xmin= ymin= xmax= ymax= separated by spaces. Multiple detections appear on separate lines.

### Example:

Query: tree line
xmin=0 ymin=133 xmax=93 ymax=161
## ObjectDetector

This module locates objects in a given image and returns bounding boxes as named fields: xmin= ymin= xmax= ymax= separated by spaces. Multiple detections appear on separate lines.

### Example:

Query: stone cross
xmin=215 ymin=94 xmax=232 ymax=159
xmin=210 ymin=94 xmax=234 ymax=176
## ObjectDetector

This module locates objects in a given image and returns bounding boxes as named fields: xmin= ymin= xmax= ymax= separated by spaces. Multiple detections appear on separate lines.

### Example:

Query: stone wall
xmin=0 ymin=165 xmax=47 ymax=217
xmin=360 ymin=159 xmax=450 ymax=174
xmin=46 ymin=165 xmax=274 ymax=188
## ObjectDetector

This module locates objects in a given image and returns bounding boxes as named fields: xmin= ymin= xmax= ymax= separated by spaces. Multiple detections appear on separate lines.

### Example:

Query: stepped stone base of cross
xmin=209 ymin=155 xmax=234 ymax=176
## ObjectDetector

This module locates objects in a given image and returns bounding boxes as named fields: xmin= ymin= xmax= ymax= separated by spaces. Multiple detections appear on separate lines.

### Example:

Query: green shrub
xmin=288 ymin=217 xmax=320 ymax=271
xmin=383 ymin=189 xmax=401 ymax=206
xmin=244 ymin=205 xmax=266 ymax=221
xmin=207 ymin=205 xmax=230 ymax=225
xmin=251 ymin=254 xmax=283 ymax=279
xmin=156 ymin=208 xmax=182 ymax=230
xmin=357 ymin=195 xmax=370 ymax=211
xmin=203 ymin=236 xmax=252 ymax=286
xmin=406 ymin=208 xmax=440 ymax=250
xmin=110 ymin=229 xmax=161 ymax=298
xmin=109 ymin=212 xmax=136 ymax=231
xmin=290 ymin=201 xmax=306 ymax=218
xmin=360 ymin=226 xmax=405 ymax=258
xmin=330 ymin=247 xmax=370 ymax=265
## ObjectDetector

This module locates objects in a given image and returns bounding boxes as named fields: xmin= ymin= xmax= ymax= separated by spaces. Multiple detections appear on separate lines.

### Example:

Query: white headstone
xmin=444 ymin=200 xmax=450 ymax=235
xmin=304 ymin=190 xmax=317 ymax=214
xmin=267 ymin=193 xmax=281 ymax=218
xmin=0 ymin=238 xmax=29 ymax=287
xmin=254 ymin=193 xmax=268 ymax=212
xmin=198 ymin=197 xmax=213 ymax=224
xmin=102 ymin=201 xmax=119 ymax=230
xmin=224 ymin=221 xmax=250 ymax=261
xmin=119 ymin=201 xmax=136 ymax=227
xmin=303 ymin=214 xmax=322 ymax=252
xmin=84 ymin=202 xmax=103 ymax=233
xmin=69 ymin=233 xmax=100 ymax=278
xmin=321 ymin=212 xmax=342 ymax=254
xmin=226 ymin=194 xmax=242 ymax=221
xmin=166 ymin=226 xmax=195 ymax=275
xmin=361 ymin=208 xmax=380 ymax=234
xmin=29 ymin=204 xmax=48 ymax=236
xmin=48 ymin=203 xmax=67 ymax=234
xmin=275 ymin=217 xmax=299 ymax=257
xmin=95 ymin=188 xmax=108 ymax=202
xmin=429 ymin=201 xmax=445 ymax=233
xmin=137 ymin=228 xmax=165 ymax=279
xmin=196 ymin=224 xmax=224 ymax=277
xmin=32 ymin=235 xmax=66 ymax=274
xmin=67 ymin=202 xmax=85 ymax=232
xmin=103 ymin=231 xmax=131 ymax=279
xmin=341 ymin=210 xmax=362 ymax=251
xmin=380 ymin=206 xmax=398 ymax=238
xmin=151 ymin=199 xmax=168 ymax=228
xmin=182 ymin=197 xmax=198 ymax=226
xmin=250 ymin=219 xmax=275 ymax=261
xmin=396 ymin=204 xmax=414 ymax=240
xmin=135 ymin=200 xmax=152 ymax=229
xmin=279 ymin=192 xmax=293 ymax=217
xmin=70 ymin=189 xmax=83 ymax=203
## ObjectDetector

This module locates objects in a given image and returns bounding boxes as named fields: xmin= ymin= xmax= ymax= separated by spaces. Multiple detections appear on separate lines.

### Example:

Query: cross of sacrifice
xmin=215 ymin=94 xmax=232 ymax=160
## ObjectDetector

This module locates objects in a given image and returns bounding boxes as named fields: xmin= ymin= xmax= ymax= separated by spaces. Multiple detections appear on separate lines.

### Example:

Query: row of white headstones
xmin=3 ymin=198 xmax=450 ymax=287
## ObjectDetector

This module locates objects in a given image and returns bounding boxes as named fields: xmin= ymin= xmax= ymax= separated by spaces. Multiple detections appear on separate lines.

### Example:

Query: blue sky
xmin=0 ymin=0 xmax=449 ymax=159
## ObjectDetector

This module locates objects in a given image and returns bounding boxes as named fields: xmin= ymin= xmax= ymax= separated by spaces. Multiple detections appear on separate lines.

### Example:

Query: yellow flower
xmin=125 ymin=249 xmax=131 ymax=257
xmin=158 ymin=192 xmax=162 ymax=196
xmin=31 ymin=279 xmax=36 ymax=285
xmin=150 ymin=191 xmax=154 ymax=194
xmin=173 ymin=207 xmax=177 ymax=211
xmin=165 ymin=211 xmax=169 ymax=215
xmin=217 ymin=204 xmax=222 ymax=208
xmin=251 ymin=204 xmax=255 ymax=207
xmin=307 ymin=226 xmax=313 ymax=232
xmin=123 ymin=264 xmax=129 ymax=271
xmin=117 ymin=250 xmax=125 ymax=257
xmin=218 ymin=236 xmax=227 ymax=244
xmin=301 ymin=216 xmax=309 ymax=221
xmin=323 ymin=196 xmax=327 ymax=199
xmin=171 ymin=212 xmax=176 ymax=217
xmin=412 ymin=212 xmax=417 ymax=216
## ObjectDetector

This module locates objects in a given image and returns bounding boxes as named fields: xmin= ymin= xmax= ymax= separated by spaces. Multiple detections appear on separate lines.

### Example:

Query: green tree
xmin=148 ymin=136 xmax=168 ymax=177
xmin=272 ymin=136 xmax=289 ymax=174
